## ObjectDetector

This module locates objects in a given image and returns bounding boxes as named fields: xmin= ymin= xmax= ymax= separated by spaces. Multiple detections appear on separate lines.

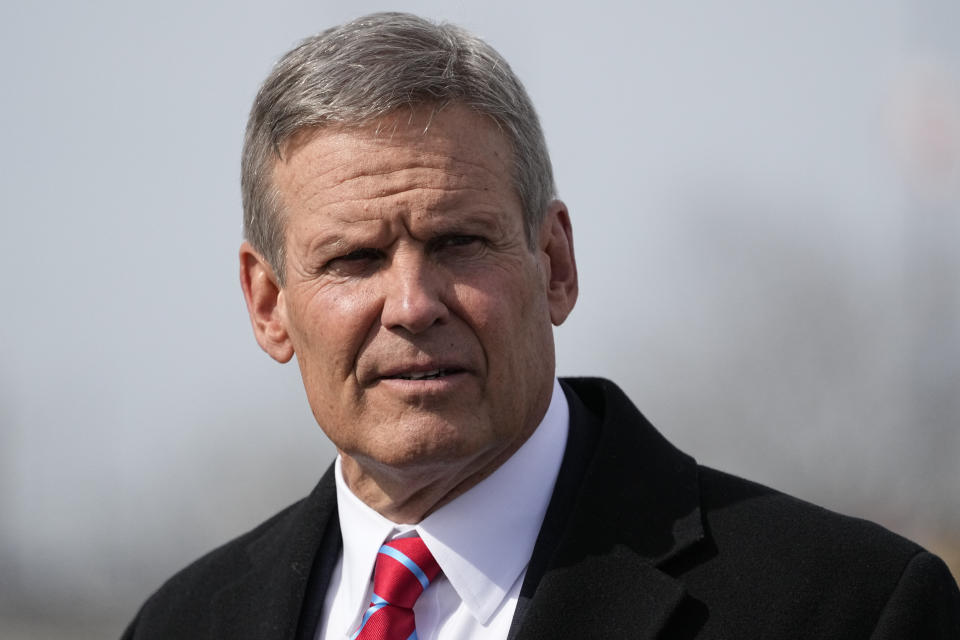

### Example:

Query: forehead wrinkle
xmin=296 ymin=169 xmax=515 ymax=224
xmin=330 ymin=129 xmax=510 ymax=177
xmin=315 ymin=186 xmax=514 ymax=231
xmin=335 ymin=156 xmax=514 ymax=206
xmin=294 ymin=187 xmax=515 ymax=258
xmin=277 ymin=121 xmax=516 ymax=215
xmin=333 ymin=154 xmax=510 ymax=191
xmin=283 ymin=160 xmax=510 ymax=220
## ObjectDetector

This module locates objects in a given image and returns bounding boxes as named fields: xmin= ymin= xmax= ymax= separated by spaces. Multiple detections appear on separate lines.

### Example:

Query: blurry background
xmin=1 ymin=1 xmax=958 ymax=637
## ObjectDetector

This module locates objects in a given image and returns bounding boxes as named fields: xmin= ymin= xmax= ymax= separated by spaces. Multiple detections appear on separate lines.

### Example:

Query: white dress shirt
xmin=316 ymin=379 xmax=569 ymax=640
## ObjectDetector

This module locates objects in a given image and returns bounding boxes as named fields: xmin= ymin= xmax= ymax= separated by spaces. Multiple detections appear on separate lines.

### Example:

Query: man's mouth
xmin=388 ymin=368 xmax=460 ymax=381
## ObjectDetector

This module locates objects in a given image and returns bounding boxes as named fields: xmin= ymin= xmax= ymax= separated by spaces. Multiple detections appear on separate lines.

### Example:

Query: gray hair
xmin=241 ymin=11 xmax=556 ymax=283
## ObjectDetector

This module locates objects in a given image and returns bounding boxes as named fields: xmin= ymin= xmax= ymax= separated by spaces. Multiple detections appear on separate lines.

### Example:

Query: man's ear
xmin=239 ymin=241 xmax=294 ymax=363
xmin=538 ymin=200 xmax=579 ymax=325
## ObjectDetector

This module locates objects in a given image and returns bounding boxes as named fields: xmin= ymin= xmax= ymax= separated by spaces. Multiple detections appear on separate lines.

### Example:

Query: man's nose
xmin=380 ymin=251 xmax=449 ymax=334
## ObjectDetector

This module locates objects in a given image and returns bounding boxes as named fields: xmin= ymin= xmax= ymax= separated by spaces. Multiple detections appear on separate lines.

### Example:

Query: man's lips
xmin=383 ymin=368 xmax=460 ymax=381
xmin=374 ymin=363 xmax=469 ymax=382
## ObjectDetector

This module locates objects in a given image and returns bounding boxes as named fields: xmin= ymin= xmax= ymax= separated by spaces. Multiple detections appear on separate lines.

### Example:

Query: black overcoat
xmin=123 ymin=378 xmax=960 ymax=638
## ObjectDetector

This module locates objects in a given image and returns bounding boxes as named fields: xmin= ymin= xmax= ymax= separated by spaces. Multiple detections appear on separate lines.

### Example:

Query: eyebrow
xmin=302 ymin=233 xmax=364 ymax=260
xmin=298 ymin=203 xmax=513 ymax=257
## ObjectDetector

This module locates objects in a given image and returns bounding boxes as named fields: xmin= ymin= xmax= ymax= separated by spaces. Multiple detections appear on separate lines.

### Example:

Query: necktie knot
xmin=353 ymin=535 xmax=441 ymax=640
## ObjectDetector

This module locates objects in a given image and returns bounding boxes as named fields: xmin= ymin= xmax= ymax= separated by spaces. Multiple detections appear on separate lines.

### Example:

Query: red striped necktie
xmin=352 ymin=536 xmax=442 ymax=640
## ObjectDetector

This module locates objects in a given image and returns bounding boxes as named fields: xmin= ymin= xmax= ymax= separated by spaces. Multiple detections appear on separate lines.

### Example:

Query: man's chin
xmin=345 ymin=419 xmax=500 ymax=476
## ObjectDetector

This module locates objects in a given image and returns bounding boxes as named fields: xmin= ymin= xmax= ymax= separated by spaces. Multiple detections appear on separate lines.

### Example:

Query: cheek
xmin=448 ymin=283 xmax=497 ymax=329
xmin=450 ymin=268 xmax=546 ymax=353
xmin=290 ymin=284 xmax=383 ymax=375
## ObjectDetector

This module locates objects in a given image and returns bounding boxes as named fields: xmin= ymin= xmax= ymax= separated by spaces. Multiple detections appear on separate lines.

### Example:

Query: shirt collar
xmin=334 ymin=378 xmax=569 ymax=628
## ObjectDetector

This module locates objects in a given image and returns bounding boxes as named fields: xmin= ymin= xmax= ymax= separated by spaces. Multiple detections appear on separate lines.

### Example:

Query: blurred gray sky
xmin=2 ymin=1 xmax=958 ymax=636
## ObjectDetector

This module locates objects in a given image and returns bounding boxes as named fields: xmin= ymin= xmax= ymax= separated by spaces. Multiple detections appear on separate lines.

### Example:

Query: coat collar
xmin=514 ymin=377 xmax=704 ymax=639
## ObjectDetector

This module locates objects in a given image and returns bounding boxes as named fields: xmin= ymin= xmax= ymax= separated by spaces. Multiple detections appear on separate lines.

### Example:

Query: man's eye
xmin=340 ymin=248 xmax=382 ymax=262
xmin=436 ymin=235 xmax=484 ymax=250
xmin=324 ymin=248 xmax=382 ymax=274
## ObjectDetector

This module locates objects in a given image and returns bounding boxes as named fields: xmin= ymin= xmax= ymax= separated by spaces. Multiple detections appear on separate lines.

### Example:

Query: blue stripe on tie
xmin=350 ymin=600 xmax=388 ymax=639
xmin=407 ymin=632 xmax=418 ymax=640
xmin=378 ymin=544 xmax=431 ymax=589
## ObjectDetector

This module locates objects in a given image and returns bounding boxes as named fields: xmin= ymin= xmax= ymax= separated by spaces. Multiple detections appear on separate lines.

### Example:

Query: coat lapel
xmin=514 ymin=378 xmax=705 ymax=639
xmin=517 ymin=549 xmax=689 ymax=638
xmin=208 ymin=466 xmax=340 ymax=640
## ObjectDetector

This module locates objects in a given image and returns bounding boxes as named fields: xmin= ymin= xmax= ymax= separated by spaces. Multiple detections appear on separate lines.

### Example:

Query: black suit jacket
xmin=123 ymin=378 xmax=960 ymax=638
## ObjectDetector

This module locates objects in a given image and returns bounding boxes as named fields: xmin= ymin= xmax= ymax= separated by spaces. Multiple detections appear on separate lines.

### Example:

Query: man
xmin=124 ymin=12 xmax=960 ymax=639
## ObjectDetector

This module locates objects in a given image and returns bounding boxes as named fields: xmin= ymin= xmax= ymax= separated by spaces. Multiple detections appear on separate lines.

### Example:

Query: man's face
xmin=242 ymin=105 xmax=576 ymax=487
